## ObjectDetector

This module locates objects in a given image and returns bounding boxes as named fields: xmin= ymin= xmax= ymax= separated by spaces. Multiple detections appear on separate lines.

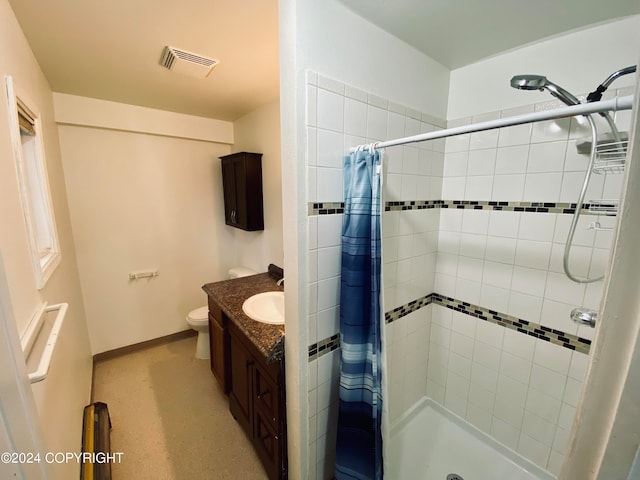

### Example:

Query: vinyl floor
xmin=92 ymin=335 xmax=268 ymax=479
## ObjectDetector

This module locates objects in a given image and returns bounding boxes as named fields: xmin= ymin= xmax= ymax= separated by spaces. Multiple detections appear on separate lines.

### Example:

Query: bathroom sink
xmin=242 ymin=291 xmax=285 ymax=325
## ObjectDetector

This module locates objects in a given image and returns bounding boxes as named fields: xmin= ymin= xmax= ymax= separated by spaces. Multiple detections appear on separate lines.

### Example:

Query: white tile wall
xmin=426 ymin=303 xmax=588 ymax=474
xmin=306 ymin=69 xmax=628 ymax=478
xmin=425 ymin=88 xmax=629 ymax=474
xmin=386 ymin=306 xmax=432 ymax=422
xmin=306 ymin=72 xmax=446 ymax=479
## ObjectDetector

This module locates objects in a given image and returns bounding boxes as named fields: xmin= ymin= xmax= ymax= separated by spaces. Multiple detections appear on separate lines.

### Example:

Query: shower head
xmin=510 ymin=74 xmax=581 ymax=107
xmin=510 ymin=74 xmax=548 ymax=90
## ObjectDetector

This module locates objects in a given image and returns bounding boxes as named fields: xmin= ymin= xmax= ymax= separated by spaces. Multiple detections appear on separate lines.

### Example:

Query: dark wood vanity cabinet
xmin=220 ymin=152 xmax=264 ymax=231
xmin=228 ymin=321 xmax=287 ymax=480
xmin=208 ymin=298 xmax=230 ymax=394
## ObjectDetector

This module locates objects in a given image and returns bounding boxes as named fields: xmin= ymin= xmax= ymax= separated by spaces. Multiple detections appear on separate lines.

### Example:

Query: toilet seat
xmin=186 ymin=306 xmax=210 ymax=360
xmin=187 ymin=306 xmax=209 ymax=326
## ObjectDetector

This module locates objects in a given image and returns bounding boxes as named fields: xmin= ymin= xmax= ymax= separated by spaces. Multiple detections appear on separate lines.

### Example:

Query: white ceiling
xmin=334 ymin=0 xmax=640 ymax=70
xmin=8 ymin=0 xmax=280 ymax=121
xmin=9 ymin=0 xmax=640 ymax=121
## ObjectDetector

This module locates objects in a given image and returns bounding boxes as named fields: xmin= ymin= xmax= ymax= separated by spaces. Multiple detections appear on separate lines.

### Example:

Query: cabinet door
xmin=232 ymin=157 xmax=248 ymax=227
xmin=220 ymin=152 xmax=263 ymax=231
xmin=210 ymin=318 xmax=229 ymax=394
xmin=221 ymin=158 xmax=238 ymax=226
xmin=254 ymin=363 xmax=279 ymax=428
xmin=254 ymin=407 xmax=281 ymax=480
xmin=229 ymin=332 xmax=253 ymax=435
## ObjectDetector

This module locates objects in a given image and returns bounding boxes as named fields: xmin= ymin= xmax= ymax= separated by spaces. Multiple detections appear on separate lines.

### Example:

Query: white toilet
xmin=186 ymin=266 xmax=257 ymax=359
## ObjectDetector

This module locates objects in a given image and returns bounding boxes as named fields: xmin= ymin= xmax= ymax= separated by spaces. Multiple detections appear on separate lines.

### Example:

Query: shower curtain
xmin=335 ymin=149 xmax=383 ymax=480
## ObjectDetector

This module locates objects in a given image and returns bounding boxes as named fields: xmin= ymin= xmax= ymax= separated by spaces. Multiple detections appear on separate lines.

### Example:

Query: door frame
xmin=0 ymin=250 xmax=49 ymax=479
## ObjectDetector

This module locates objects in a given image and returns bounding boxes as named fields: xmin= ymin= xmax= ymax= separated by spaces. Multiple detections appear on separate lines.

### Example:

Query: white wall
xmin=56 ymin=104 xmax=236 ymax=354
xmin=0 ymin=1 xmax=92 ymax=478
xmin=297 ymin=0 xmax=450 ymax=118
xmin=448 ymin=16 xmax=640 ymax=119
xmin=53 ymin=93 xmax=234 ymax=144
xmin=231 ymin=99 xmax=284 ymax=272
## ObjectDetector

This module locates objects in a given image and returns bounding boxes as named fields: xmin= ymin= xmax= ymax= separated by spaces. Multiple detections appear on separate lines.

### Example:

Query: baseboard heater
xmin=80 ymin=402 xmax=112 ymax=480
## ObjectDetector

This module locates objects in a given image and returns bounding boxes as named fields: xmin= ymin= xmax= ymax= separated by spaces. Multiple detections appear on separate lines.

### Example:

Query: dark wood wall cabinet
xmin=228 ymin=321 xmax=287 ymax=480
xmin=220 ymin=152 xmax=264 ymax=231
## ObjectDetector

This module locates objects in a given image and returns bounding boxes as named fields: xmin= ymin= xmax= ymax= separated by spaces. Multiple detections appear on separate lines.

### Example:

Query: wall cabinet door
xmin=220 ymin=152 xmax=263 ymax=231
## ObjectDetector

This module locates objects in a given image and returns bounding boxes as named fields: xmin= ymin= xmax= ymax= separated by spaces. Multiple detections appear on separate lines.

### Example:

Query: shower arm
xmin=544 ymin=80 xmax=622 ymax=143
xmin=563 ymin=114 xmax=604 ymax=284
xmin=584 ymin=66 xmax=637 ymax=143
xmin=587 ymin=65 xmax=637 ymax=103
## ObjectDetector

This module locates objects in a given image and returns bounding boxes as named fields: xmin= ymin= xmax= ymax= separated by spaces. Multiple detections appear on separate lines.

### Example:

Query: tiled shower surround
xmin=305 ymin=71 xmax=630 ymax=478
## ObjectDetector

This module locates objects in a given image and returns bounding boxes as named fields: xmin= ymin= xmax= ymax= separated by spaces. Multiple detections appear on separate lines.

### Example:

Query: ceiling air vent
xmin=160 ymin=46 xmax=219 ymax=79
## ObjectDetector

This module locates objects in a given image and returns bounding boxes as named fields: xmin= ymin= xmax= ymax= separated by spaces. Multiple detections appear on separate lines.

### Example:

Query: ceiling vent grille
xmin=160 ymin=46 xmax=219 ymax=79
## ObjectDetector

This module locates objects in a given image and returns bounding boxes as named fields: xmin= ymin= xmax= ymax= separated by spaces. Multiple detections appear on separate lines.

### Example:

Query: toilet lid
xmin=188 ymin=306 xmax=209 ymax=321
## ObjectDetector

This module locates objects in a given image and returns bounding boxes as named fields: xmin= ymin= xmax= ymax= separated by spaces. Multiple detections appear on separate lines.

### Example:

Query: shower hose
xmin=563 ymin=114 xmax=603 ymax=284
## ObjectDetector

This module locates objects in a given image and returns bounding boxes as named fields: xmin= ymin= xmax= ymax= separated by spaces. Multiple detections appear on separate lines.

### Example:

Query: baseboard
xmin=92 ymin=329 xmax=197 ymax=365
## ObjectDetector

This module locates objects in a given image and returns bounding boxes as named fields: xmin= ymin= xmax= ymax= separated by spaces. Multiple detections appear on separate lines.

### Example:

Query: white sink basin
xmin=242 ymin=291 xmax=285 ymax=325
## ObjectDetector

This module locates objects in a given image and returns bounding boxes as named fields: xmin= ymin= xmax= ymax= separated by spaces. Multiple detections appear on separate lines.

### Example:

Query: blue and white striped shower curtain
xmin=335 ymin=149 xmax=384 ymax=480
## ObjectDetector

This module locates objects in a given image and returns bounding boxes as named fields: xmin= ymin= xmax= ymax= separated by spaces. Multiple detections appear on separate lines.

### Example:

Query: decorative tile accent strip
xmin=308 ymin=334 xmax=340 ymax=361
xmin=385 ymin=292 xmax=591 ymax=355
xmin=309 ymin=291 xmax=592 ymax=359
xmin=385 ymin=200 xmax=614 ymax=216
xmin=309 ymin=200 xmax=616 ymax=216
xmin=384 ymin=293 xmax=433 ymax=324
xmin=385 ymin=200 xmax=442 ymax=211
xmin=308 ymin=202 xmax=345 ymax=216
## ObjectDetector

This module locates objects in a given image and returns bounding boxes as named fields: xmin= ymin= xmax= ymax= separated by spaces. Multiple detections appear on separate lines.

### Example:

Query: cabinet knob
xmin=257 ymin=389 xmax=270 ymax=400
xmin=231 ymin=210 xmax=237 ymax=223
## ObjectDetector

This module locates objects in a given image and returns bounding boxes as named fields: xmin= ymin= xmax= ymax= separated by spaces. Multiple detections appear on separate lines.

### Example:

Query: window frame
xmin=5 ymin=75 xmax=61 ymax=289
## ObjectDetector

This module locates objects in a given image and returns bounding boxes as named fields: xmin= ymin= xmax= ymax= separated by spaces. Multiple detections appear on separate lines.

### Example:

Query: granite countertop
xmin=202 ymin=272 xmax=284 ymax=363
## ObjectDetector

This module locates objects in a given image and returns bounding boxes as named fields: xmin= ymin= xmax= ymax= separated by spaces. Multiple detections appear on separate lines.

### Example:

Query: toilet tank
xmin=228 ymin=267 xmax=257 ymax=279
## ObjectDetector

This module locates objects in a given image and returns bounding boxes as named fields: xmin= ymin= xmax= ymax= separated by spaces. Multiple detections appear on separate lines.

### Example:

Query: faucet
xmin=276 ymin=278 xmax=284 ymax=287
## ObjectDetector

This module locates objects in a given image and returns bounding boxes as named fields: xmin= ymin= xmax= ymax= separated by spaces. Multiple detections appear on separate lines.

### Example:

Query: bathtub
xmin=387 ymin=398 xmax=556 ymax=480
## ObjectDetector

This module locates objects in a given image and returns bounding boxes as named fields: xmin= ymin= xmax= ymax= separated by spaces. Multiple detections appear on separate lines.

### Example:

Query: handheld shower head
xmin=510 ymin=74 xmax=548 ymax=90
xmin=510 ymin=74 xmax=581 ymax=106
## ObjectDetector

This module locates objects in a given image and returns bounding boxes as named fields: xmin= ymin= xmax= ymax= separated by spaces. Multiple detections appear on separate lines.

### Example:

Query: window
xmin=5 ymin=76 xmax=61 ymax=289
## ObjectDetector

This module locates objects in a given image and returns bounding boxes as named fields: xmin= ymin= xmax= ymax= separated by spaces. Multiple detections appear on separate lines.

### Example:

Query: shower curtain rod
xmin=350 ymin=94 xmax=634 ymax=152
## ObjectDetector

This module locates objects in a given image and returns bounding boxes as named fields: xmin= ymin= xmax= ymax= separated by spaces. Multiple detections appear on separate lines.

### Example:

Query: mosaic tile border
xmin=385 ymin=292 xmax=591 ymax=355
xmin=308 ymin=202 xmax=345 ymax=216
xmin=385 ymin=200 xmax=614 ymax=216
xmin=308 ymin=334 xmax=340 ymax=362
xmin=308 ymin=289 xmax=591 ymax=361
xmin=309 ymin=200 xmax=616 ymax=216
